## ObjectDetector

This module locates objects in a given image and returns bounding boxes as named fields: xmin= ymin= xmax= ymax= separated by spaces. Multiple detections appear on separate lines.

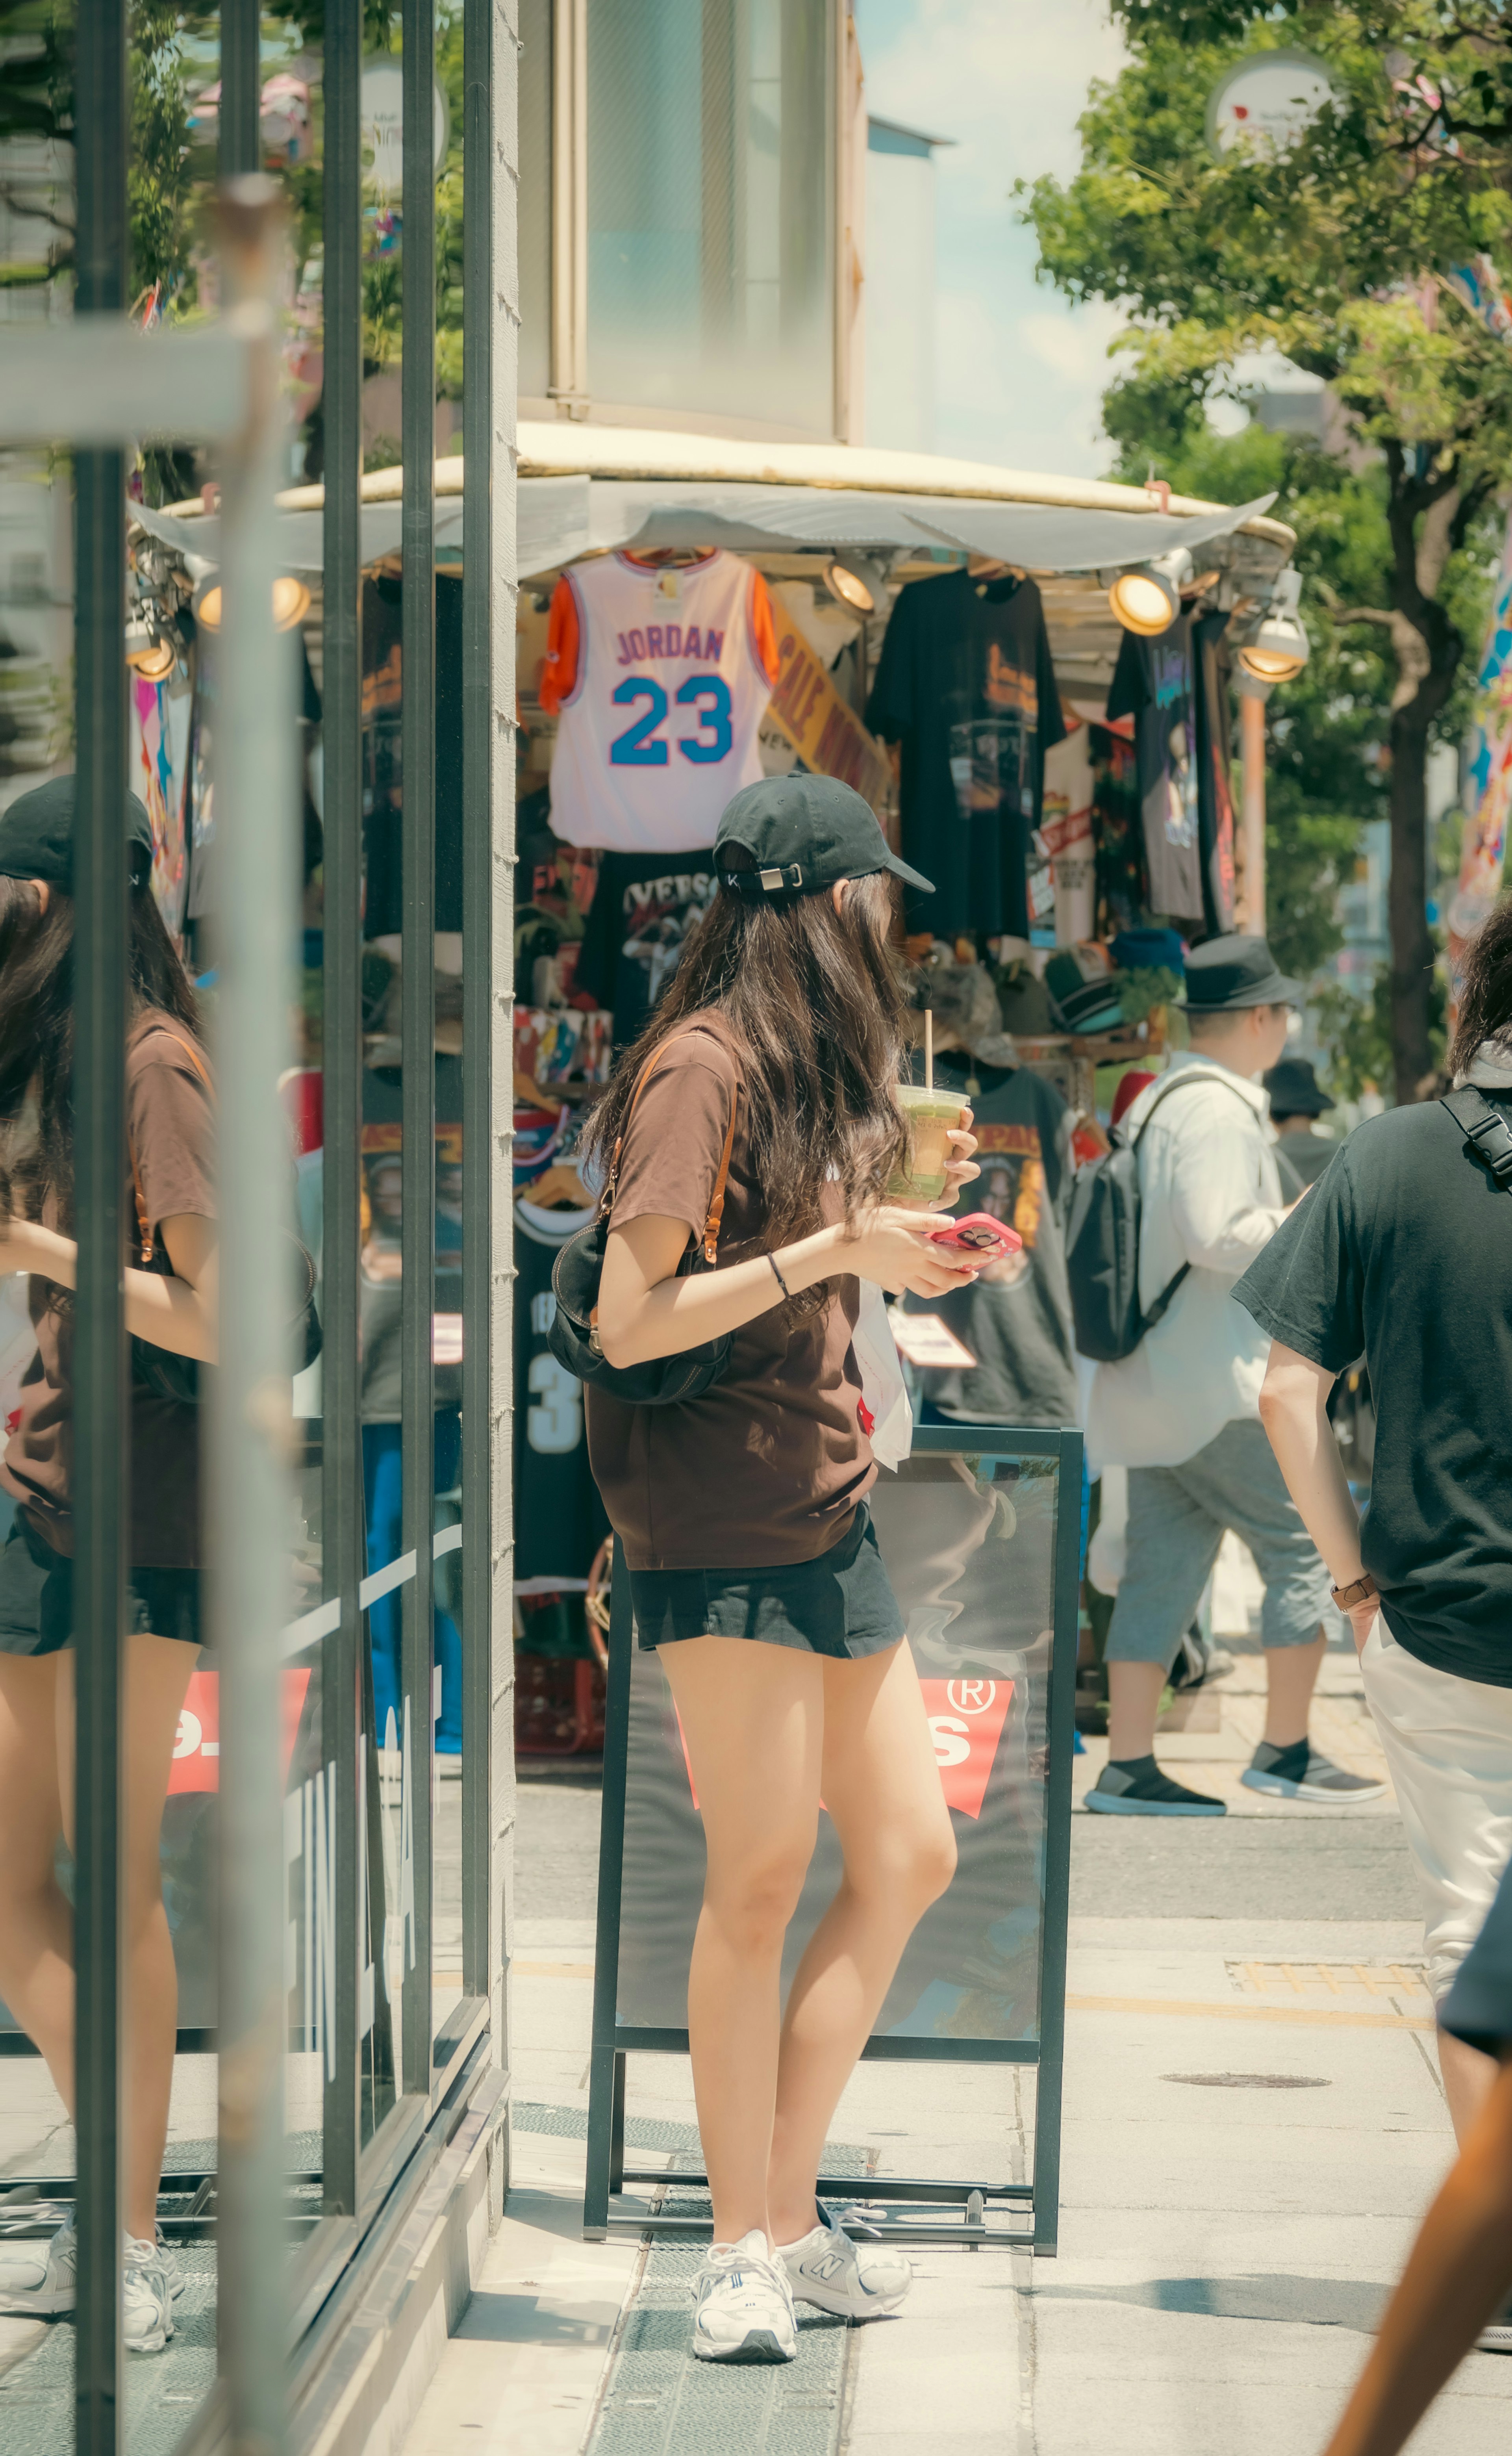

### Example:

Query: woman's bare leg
xmin=1321 ymin=2048 xmax=1512 ymax=2456
xmin=767 ymin=1641 xmax=956 ymax=2245
xmin=655 ymin=1637 xmax=824 ymax=2247
xmin=58 ymin=1634 xmax=198 ymax=2243
xmin=0 ymin=1651 xmax=72 ymax=2102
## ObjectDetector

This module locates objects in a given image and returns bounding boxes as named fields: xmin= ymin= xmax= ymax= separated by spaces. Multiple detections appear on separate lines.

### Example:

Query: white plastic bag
xmin=851 ymin=1283 xmax=914 ymax=1472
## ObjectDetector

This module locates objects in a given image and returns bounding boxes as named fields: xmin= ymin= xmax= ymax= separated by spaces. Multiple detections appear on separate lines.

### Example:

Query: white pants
xmin=1361 ymin=1620 xmax=1512 ymax=2001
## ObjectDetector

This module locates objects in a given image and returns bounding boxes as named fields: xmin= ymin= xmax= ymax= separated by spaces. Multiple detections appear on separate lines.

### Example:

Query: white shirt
xmin=1085 ymin=1051 xmax=1287 ymax=1473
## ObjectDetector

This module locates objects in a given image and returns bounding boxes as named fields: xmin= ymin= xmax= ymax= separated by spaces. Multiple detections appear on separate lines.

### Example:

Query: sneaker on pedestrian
xmin=1086 ymin=1755 xmax=1226 ymax=1817
xmin=1240 ymin=1739 xmax=1387 ymax=1803
xmin=1477 ymin=2292 xmax=1512 ymax=2354
xmin=778 ymin=2200 xmax=911 ymax=2319
xmin=691 ymin=2229 xmax=797 ymax=2363
xmin=0 ymin=2209 xmax=75 ymax=2317
xmin=155 ymin=2230 xmax=186 ymax=2303
xmin=122 ymin=2233 xmax=176 ymax=2354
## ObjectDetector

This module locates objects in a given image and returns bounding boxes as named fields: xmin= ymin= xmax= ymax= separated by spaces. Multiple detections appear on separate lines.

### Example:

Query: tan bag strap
xmin=606 ymin=1028 xmax=739 ymax=1267
xmin=128 ymin=1026 xmax=213 ymax=1268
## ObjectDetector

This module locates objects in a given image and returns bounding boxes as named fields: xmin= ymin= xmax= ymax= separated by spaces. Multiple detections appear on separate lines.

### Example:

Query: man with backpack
xmin=1077 ymin=937 xmax=1384 ymax=1817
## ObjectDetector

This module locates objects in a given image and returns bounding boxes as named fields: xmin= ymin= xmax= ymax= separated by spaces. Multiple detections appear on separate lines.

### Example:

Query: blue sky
xmin=853 ymin=0 xmax=1128 ymax=476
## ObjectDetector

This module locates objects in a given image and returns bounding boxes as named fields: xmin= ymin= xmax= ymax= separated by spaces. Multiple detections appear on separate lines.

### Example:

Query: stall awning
xmin=133 ymin=422 xmax=1293 ymax=582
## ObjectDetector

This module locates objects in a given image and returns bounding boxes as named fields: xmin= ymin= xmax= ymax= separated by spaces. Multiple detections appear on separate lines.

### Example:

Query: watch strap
xmin=1330 ymin=1572 xmax=1378 ymax=1610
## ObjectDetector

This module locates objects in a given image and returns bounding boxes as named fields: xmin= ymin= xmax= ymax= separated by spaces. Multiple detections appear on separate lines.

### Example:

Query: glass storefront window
xmin=586 ymin=0 xmax=834 ymax=433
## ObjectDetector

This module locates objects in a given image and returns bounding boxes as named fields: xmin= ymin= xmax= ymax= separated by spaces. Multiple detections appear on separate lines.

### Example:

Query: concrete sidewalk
xmin=401 ymin=1610 xmax=1512 ymax=2456
xmin=398 ymin=1906 xmax=1508 ymax=2456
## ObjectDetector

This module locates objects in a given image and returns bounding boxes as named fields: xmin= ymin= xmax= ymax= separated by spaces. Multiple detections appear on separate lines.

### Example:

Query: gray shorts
xmin=1105 ymin=1417 xmax=1330 ymax=1671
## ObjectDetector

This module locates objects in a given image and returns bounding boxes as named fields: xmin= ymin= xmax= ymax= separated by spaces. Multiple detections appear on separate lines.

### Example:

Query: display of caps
xmin=1110 ymin=926 xmax=1187 ymax=976
xmin=513 ymin=1104 xmax=571 ymax=1186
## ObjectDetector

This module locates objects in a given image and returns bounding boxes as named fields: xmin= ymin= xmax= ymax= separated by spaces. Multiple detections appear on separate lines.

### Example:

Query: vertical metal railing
xmin=320 ymin=0 xmax=365 ymax=2220
xmin=211 ymin=180 xmax=296 ymax=2456
xmin=400 ymin=0 xmax=438 ymax=2089
xmin=220 ymin=0 xmax=262 ymax=177
xmin=460 ymin=0 xmax=493 ymax=2010
xmin=72 ymin=2 xmax=130 ymax=2445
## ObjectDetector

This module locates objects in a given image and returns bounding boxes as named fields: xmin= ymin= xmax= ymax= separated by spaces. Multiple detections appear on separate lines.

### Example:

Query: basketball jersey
xmin=546 ymin=551 xmax=776 ymax=853
xmin=512 ymin=1197 xmax=610 ymax=1586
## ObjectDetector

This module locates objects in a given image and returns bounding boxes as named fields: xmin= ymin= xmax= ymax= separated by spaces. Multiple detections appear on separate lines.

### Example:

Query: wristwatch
xmin=1330 ymin=1572 xmax=1378 ymax=1611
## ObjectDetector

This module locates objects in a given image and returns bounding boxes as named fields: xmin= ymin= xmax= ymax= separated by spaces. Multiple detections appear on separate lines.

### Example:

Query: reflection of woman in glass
xmin=587 ymin=777 xmax=980 ymax=2366
xmin=0 ymin=781 xmax=215 ymax=2356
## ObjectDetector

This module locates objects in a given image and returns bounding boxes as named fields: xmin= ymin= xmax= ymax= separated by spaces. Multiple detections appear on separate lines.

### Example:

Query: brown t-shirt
xmin=584 ymin=1017 xmax=876 ymax=1571
xmin=1 ymin=1012 xmax=216 ymax=1567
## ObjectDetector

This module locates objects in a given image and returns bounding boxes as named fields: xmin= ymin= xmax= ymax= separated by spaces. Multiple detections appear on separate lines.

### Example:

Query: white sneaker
xmin=691 ymin=2229 xmax=797 ymax=2363
xmin=122 ymin=2234 xmax=175 ymax=2354
xmin=156 ymin=2231 xmax=187 ymax=2303
xmin=778 ymin=2200 xmax=912 ymax=2320
xmin=0 ymin=2209 xmax=75 ymax=2315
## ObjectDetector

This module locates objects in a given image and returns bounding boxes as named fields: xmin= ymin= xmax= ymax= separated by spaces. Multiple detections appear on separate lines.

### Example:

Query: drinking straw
xmin=925 ymin=1007 xmax=933 ymax=1089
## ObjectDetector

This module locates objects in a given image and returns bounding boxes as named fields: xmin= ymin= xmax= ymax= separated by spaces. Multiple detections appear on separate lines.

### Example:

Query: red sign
xmin=168 ymin=1666 xmax=311 ymax=1795
xmin=673 ymin=1674 xmax=1012 ymax=1824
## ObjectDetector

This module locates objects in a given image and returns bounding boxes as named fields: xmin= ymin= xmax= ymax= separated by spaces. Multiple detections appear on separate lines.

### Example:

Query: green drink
xmin=887 ymin=1083 xmax=965 ymax=1205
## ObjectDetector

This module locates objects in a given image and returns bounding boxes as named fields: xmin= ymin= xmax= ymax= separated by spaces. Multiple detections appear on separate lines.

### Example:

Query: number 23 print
xmin=610 ymin=673 xmax=734 ymax=766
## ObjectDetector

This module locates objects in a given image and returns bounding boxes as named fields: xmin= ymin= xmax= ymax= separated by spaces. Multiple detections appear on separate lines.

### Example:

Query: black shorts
xmin=0 ymin=1515 xmax=203 ymax=1658
xmin=628 ymin=1504 xmax=905 ymax=1661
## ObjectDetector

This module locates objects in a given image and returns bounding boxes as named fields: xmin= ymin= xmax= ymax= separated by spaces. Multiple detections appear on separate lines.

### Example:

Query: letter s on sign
xmin=930 ymin=1715 xmax=971 ymax=1770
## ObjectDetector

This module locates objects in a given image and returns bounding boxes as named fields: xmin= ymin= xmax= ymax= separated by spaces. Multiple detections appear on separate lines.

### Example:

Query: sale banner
xmin=168 ymin=1666 xmax=311 ymax=1795
xmin=765 ymin=622 xmax=892 ymax=814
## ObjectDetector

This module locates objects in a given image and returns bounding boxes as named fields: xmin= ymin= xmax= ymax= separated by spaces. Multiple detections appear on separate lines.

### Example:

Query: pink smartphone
xmin=927 ymin=1212 xmax=1023 ymax=1264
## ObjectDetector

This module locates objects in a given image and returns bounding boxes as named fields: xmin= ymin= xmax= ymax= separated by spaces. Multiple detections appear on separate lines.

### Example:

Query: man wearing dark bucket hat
xmin=1263 ymin=1053 xmax=1338 ymax=1196
xmin=1084 ymin=936 xmax=1385 ymax=1818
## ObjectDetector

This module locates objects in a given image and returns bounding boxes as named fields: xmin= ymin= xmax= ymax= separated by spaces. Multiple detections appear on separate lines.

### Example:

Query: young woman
xmin=586 ymin=774 xmax=981 ymax=2364
xmin=0 ymin=777 xmax=216 ymax=2356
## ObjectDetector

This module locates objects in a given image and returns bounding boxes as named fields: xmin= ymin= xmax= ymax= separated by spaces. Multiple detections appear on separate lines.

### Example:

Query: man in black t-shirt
xmin=1236 ymin=909 xmax=1512 ymax=2169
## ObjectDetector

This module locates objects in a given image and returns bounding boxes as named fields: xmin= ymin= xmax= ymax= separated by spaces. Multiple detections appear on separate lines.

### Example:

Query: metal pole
xmin=1238 ymin=685 xmax=1268 ymax=936
xmin=320 ymin=0 xmax=365 ymax=2217
xmin=72 ymin=2 xmax=129 ymax=2444
xmin=400 ymin=0 xmax=437 ymax=2092
xmin=220 ymin=0 xmax=262 ymax=177
xmin=211 ymin=177 xmax=295 ymax=2456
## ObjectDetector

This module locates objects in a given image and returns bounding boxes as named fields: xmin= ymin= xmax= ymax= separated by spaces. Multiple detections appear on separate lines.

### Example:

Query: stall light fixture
xmin=1236 ymin=567 xmax=1309 ymax=684
xmin=124 ymin=612 xmax=178 ymax=680
xmin=194 ymin=573 xmax=312 ymax=634
xmin=1107 ymin=546 xmax=1193 ymax=637
xmin=823 ymin=553 xmax=888 ymax=615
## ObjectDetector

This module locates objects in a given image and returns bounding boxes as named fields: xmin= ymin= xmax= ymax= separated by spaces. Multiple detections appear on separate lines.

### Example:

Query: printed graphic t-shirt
xmin=575 ymin=848 xmax=719 ymax=1054
xmin=865 ymin=572 xmax=1067 ymax=940
xmin=1233 ymin=1099 xmax=1512 ymax=1686
xmin=901 ymin=1055 xmax=1078 ymax=1426
xmin=584 ymin=1018 xmax=876 ymax=1571
xmin=2 ymin=1013 xmax=215 ymax=1566
xmin=1106 ymin=617 xmax=1206 ymax=924
xmin=540 ymin=551 xmax=780 ymax=855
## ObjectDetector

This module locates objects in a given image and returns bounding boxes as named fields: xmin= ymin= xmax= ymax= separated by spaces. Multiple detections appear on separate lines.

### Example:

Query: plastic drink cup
xmin=887 ymin=1083 xmax=966 ymax=1204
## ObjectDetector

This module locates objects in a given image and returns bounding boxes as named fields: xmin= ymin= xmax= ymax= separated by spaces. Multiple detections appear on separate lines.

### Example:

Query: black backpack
xmin=1065 ymin=1070 xmax=1253 ymax=1363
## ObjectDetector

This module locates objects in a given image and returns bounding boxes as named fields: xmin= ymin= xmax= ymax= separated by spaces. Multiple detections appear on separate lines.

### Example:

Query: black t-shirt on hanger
xmin=574 ymin=847 xmax=719 ymax=1054
xmin=865 ymin=571 xmax=1066 ymax=940
xmin=1106 ymin=616 xmax=1205 ymax=926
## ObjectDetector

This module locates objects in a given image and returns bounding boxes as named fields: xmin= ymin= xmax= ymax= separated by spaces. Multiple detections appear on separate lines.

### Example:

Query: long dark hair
xmin=1450 ymin=900 xmax=1512 ymax=1081
xmin=0 ymin=876 xmax=202 ymax=1227
xmin=583 ymin=850 xmax=911 ymax=1255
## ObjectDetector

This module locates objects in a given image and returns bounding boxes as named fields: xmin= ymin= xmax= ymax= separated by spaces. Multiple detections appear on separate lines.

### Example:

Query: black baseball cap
xmin=0 ymin=774 xmax=154 ymax=888
xmin=715 ymin=774 xmax=933 ymax=900
xmin=1264 ymin=1055 xmax=1329 ymax=1116
xmin=1184 ymin=934 xmax=1303 ymax=1013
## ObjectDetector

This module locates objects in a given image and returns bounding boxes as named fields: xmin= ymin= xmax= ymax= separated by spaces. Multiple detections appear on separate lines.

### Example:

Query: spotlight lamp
xmin=1107 ymin=545 xmax=1194 ymax=637
xmin=823 ymin=553 xmax=888 ymax=616
xmin=1236 ymin=566 xmax=1309 ymax=684
xmin=193 ymin=573 xmax=313 ymax=634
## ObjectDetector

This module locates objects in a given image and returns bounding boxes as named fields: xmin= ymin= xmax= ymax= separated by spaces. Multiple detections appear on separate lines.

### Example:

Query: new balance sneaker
xmin=778 ymin=2200 xmax=912 ymax=2320
xmin=156 ymin=2232 xmax=186 ymax=2304
xmin=691 ymin=2230 xmax=797 ymax=2363
xmin=1085 ymin=1757 xmax=1226 ymax=1817
xmin=0 ymin=2209 xmax=75 ymax=2316
xmin=122 ymin=2234 xmax=176 ymax=2354
xmin=1240 ymin=1740 xmax=1387 ymax=1803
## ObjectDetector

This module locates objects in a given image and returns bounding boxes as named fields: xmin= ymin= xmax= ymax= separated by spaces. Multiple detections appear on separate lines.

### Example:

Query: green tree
xmin=1025 ymin=5 xmax=1510 ymax=1104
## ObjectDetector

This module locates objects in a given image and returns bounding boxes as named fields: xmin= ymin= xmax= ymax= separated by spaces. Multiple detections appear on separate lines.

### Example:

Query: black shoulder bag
xmin=547 ymin=1031 xmax=739 ymax=1405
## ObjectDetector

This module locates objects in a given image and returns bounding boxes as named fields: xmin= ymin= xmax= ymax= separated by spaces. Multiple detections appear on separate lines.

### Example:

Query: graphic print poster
xmin=614 ymin=1449 xmax=1060 ymax=2045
